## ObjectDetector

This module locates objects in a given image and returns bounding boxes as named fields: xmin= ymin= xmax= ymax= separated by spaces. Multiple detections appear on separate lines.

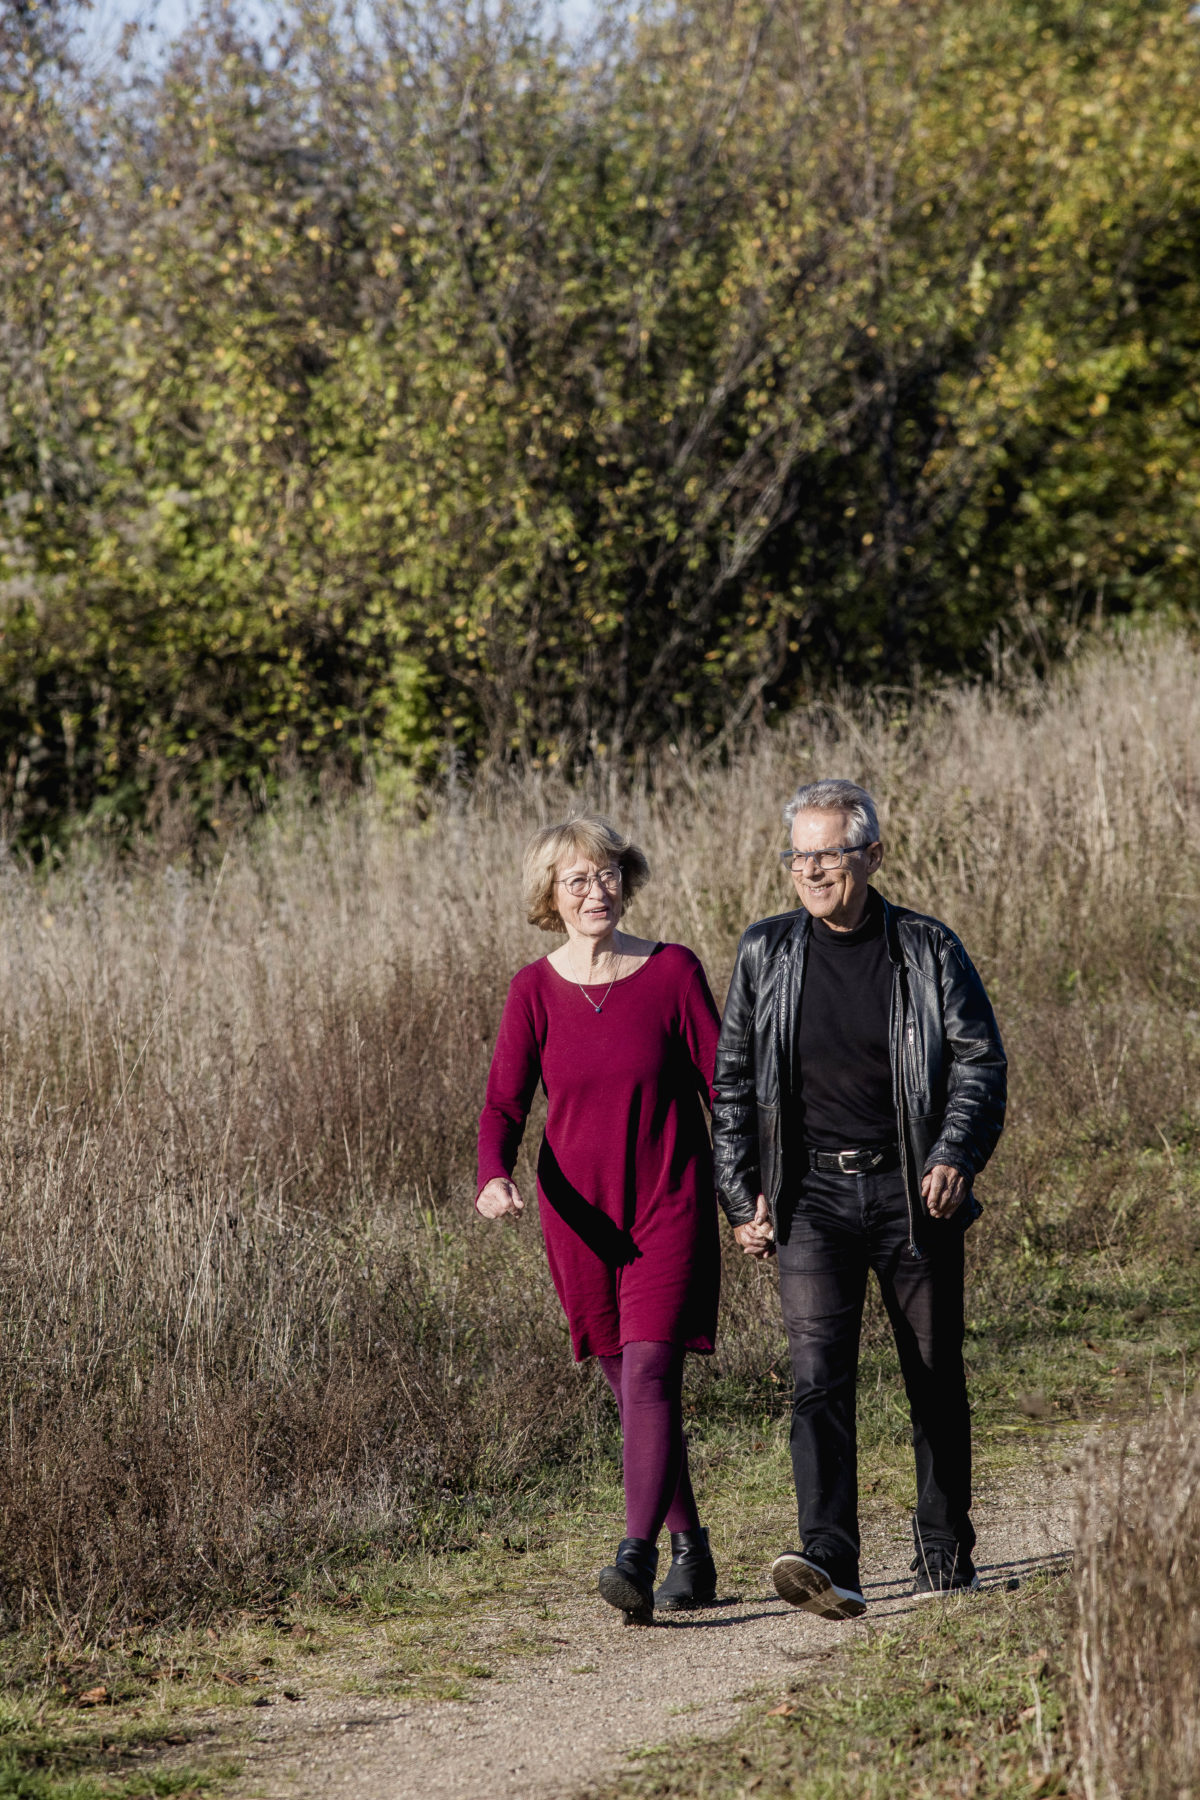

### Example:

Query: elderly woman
xmin=476 ymin=815 xmax=722 ymax=1623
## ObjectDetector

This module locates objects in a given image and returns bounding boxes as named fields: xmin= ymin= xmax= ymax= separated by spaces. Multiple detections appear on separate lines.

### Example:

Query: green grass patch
xmin=0 ymin=1713 xmax=237 ymax=1800
xmin=599 ymin=1574 xmax=1074 ymax=1800
xmin=0 ymin=1683 xmax=240 ymax=1798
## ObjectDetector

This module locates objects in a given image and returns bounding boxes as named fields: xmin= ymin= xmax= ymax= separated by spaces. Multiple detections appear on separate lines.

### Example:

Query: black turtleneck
xmin=796 ymin=887 xmax=897 ymax=1149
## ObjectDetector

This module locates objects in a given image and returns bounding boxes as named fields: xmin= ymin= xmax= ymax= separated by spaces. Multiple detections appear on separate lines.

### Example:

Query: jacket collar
xmin=785 ymin=889 xmax=901 ymax=964
xmin=881 ymin=894 xmax=904 ymax=966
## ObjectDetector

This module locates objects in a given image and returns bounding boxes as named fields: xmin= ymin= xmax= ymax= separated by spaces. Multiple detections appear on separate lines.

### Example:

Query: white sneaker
xmin=771 ymin=1552 xmax=866 ymax=1620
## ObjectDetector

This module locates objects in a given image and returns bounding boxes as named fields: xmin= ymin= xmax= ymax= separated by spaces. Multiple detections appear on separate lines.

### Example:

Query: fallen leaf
xmin=77 ymin=1686 xmax=107 ymax=1707
xmin=767 ymin=1703 xmax=795 ymax=1717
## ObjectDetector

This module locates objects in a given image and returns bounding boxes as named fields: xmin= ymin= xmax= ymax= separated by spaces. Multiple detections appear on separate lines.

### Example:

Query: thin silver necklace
xmin=570 ymin=951 xmax=619 ymax=1014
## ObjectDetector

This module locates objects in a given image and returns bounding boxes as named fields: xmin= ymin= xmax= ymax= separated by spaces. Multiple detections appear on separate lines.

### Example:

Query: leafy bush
xmin=2 ymin=1 xmax=1200 ymax=834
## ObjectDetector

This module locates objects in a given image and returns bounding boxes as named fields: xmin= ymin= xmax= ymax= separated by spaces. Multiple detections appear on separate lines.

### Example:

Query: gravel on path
xmin=228 ymin=1460 xmax=1073 ymax=1800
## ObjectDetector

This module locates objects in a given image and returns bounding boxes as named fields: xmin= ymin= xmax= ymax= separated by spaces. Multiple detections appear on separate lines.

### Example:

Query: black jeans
xmin=775 ymin=1164 xmax=974 ymax=1586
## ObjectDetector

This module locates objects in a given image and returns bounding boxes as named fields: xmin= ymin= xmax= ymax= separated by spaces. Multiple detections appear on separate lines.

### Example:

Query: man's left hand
xmin=921 ymin=1164 xmax=967 ymax=1219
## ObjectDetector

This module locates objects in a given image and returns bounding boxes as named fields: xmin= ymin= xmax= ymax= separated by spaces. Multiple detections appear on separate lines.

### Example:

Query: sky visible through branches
xmin=82 ymin=0 xmax=599 ymax=65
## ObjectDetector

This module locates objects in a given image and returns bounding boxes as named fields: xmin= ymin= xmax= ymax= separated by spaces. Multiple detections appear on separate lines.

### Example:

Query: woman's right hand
xmin=476 ymin=1177 xmax=525 ymax=1220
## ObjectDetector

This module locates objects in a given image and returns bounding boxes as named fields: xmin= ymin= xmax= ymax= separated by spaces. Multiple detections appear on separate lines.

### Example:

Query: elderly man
xmin=713 ymin=779 xmax=1006 ymax=1619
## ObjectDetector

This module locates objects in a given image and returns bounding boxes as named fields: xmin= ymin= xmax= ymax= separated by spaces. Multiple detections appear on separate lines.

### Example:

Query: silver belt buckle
xmin=836 ymin=1149 xmax=859 ymax=1174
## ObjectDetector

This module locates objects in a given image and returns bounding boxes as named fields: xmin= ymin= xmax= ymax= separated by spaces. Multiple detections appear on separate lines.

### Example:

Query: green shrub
xmin=2 ymin=1 xmax=1199 ymax=835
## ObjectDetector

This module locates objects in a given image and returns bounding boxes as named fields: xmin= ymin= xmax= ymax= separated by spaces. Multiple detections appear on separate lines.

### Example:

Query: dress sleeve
xmin=679 ymin=955 xmax=722 ymax=1109
xmin=476 ymin=971 xmax=543 ymax=1198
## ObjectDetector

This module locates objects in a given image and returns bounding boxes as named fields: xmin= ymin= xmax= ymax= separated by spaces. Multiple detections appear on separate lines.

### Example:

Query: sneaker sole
xmin=598 ymin=1566 xmax=654 ymax=1622
xmin=912 ymin=1575 xmax=981 ymax=1600
xmin=772 ymin=1554 xmax=866 ymax=1620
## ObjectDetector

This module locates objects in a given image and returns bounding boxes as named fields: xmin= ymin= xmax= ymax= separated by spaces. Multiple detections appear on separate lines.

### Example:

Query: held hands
xmin=733 ymin=1194 xmax=775 ymax=1259
xmin=476 ymin=1177 xmax=525 ymax=1220
xmin=921 ymin=1163 xmax=967 ymax=1219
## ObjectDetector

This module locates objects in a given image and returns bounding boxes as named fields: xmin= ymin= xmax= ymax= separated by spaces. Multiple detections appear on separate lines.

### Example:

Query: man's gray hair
xmin=783 ymin=779 xmax=881 ymax=846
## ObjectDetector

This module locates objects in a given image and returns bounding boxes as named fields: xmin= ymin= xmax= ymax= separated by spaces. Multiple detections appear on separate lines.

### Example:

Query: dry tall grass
xmin=1 ymin=629 xmax=1198 ymax=1629
xmin=1074 ymin=1403 xmax=1200 ymax=1799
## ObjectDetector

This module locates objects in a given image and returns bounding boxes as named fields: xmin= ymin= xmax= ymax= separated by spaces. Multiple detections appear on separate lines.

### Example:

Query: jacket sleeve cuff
xmin=922 ymin=1150 xmax=975 ymax=1180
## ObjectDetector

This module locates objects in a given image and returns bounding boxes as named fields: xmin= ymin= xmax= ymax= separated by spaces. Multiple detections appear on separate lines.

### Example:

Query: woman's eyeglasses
xmin=558 ymin=867 xmax=623 ymax=898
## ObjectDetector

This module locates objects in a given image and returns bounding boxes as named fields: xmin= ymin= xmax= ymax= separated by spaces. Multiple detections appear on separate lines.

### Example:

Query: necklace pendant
xmin=570 ymin=955 xmax=618 ymax=1014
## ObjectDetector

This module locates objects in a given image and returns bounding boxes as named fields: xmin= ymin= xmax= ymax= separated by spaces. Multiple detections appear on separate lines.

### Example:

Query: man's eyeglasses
xmin=780 ymin=844 xmax=872 ymax=873
xmin=558 ymin=866 xmax=623 ymax=898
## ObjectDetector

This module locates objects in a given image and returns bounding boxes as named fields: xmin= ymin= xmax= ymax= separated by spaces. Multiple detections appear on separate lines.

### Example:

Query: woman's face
xmin=554 ymin=853 xmax=623 ymax=940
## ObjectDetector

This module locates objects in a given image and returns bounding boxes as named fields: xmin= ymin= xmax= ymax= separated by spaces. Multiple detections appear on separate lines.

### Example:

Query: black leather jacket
xmin=712 ymin=896 xmax=1006 ymax=1250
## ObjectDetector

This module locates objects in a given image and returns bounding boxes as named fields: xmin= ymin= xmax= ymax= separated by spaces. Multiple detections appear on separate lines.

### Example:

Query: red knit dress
xmin=476 ymin=943 xmax=722 ymax=1360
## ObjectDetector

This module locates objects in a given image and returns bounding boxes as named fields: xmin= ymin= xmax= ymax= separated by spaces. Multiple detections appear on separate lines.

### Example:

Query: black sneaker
xmin=910 ymin=1547 xmax=980 ymax=1596
xmin=771 ymin=1552 xmax=866 ymax=1620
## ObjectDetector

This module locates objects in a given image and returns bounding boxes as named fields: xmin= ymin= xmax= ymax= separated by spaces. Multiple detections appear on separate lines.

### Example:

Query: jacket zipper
xmin=768 ymin=933 xmax=796 ymax=1239
xmin=893 ymin=967 xmax=921 ymax=1259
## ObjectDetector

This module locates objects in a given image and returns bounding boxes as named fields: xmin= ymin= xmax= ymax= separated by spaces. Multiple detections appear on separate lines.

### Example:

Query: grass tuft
xmin=1073 ymin=1403 xmax=1200 ymax=1800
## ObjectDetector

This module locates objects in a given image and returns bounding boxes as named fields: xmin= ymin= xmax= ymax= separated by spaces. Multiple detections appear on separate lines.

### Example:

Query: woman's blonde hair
xmin=522 ymin=815 xmax=650 ymax=933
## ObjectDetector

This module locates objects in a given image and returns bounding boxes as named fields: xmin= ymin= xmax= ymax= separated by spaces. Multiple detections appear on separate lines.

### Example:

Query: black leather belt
xmin=808 ymin=1144 xmax=900 ymax=1175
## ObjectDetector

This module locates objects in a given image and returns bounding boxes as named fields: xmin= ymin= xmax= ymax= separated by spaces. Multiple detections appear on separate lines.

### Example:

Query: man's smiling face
xmin=788 ymin=807 xmax=882 ymax=931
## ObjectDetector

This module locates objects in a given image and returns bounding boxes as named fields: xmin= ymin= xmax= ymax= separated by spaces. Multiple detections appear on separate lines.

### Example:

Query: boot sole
xmin=598 ymin=1566 xmax=654 ymax=1623
xmin=654 ymin=1589 xmax=718 ymax=1612
xmin=772 ymin=1554 xmax=866 ymax=1620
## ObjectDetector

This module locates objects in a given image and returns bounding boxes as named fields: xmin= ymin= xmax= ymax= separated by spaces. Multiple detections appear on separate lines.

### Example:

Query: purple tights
xmin=597 ymin=1341 xmax=703 ymax=1542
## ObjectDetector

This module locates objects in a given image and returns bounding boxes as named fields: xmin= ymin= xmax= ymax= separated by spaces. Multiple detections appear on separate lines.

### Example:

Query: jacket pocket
xmin=757 ymin=1098 xmax=781 ymax=1209
xmin=907 ymin=1108 xmax=942 ymax=1172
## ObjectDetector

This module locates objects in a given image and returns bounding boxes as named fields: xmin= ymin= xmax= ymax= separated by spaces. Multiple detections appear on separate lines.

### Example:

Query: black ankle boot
xmin=598 ymin=1536 xmax=658 ymax=1624
xmin=654 ymin=1527 xmax=718 ymax=1611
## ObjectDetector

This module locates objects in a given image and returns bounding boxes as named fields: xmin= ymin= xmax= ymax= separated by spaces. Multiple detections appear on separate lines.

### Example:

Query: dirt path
xmin=228 ymin=1455 xmax=1073 ymax=1800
